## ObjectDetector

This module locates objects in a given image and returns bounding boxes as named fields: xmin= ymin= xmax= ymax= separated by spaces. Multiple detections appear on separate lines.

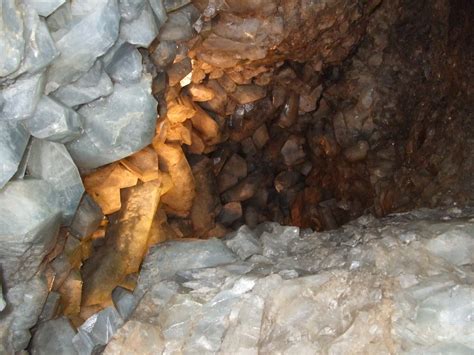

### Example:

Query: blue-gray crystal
xmin=25 ymin=96 xmax=83 ymax=143
xmin=70 ymin=194 xmax=104 ymax=239
xmin=0 ymin=120 xmax=30 ymax=188
xmin=10 ymin=5 xmax=59 ymax=78
xmin=105 ymin=43 xmax=143 ymax=85
xmin=0 ymin=179 xmax=61 ymax=287
xmin=0 ymin=71 xmax=46 ymax=121
xmin=45 ymin=0 xmax=120 ymax=93
xmin=24 ymin=0 xmax=66 ymax=17
xmin=27 ymin=139 xmax=85 ymax=225
xmin=52 ymin=60 xmax=114 ymax=107
xmin=0 ymin=0 xmax=25 ymax=77
xmin=31 ymin=317 xmax=77 ymax=355
xmin=67 ymin=74 xmax=158 ymax=169
xmin=119 ymin=1 xmax=158 ymax=47
xmin=119 ymin=0 xmax=146 ymax=21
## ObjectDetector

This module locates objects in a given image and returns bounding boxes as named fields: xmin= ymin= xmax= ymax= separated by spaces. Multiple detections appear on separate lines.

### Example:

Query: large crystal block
xmin=0 ymin=71 xmax=45 ymax=121
xmin=45 ymin=0 xmax=120 ymax=93
xmin=31 ymin=317 xmax=77 ymax=355
xmin=105 ymin=43 xmax=143 ymax=85
xmin=119 ymin=0 xmax=146 ymax=21
xmin=24 ymin=0 xmax=66 ymax=17
xmin=0 ymin=0 xmax=24 ymax=77
xmin=0 ymin=180 xmax=61 ymax=287
xmin=120 ymin=1 xmax=158 ymax=47
xmin=67 ymin=75 xmax=158 ymax=169
xmin=27 ymin=139 xmax=84 ymax=224
xmin=12 ymin=5 xmax=59 ymax=77
xmin=0 ymin=120 xmax=30 ymax=188
xmin=25 ymin=96 xmax=83 ymax=143
xmin=52 ymin=60 xmax=113 ymax=107
xmin=70 ymin=194 xmax=104 ymax=239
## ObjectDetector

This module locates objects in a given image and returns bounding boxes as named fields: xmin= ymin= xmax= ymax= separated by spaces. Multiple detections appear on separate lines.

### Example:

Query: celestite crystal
xmin=67 ymin=74 xmax=158 ymax=169
xmin=0 ymin=120 xmax=30 ymax=189
xmin=105 ymin=43 xmax=143 ymax=85
xmin=0 ymin=180 xmax=61 ymax=287
xmin=27 ymin=139 xmax=85 ymax=224
xmin=119 ymin=1 xmax=158 ymax=47
xmin=52 ymin=60 xmax=114 ymax=107
xmin=0 ymin=0 xmax=24 ymax=77
xmin=45 ymin=0 xmax=120 ymax=93
xmin=24 ymin=0 xmax=66 ymax=17
xmin=25 ymin=96 xmax=83 ymax=143
xmin=31 ymin=317 xmax=77 ymax=355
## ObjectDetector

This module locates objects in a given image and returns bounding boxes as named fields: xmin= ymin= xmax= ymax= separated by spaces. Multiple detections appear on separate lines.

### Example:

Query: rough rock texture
xmin=103 ymin=207 xmax=474 ymax=354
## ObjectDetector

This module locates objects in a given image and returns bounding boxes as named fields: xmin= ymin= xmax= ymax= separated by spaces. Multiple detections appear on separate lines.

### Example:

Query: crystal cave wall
xmin=0 ymin=0 xmax=473 ymax=353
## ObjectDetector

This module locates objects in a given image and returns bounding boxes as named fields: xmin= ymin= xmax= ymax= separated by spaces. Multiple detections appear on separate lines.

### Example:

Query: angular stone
xmin=52 ymin=60 xmax=113 ymax=107
xmin=166 ymin=100 xmax=195 ymax=124
xmin=70 ymin=194 xmax=104 ymax=239
xmin=281 ymin=135 xmax=306 ymax=166
xmin=343 ymin=140 xmax=370 ymax=162
xmin=229 ymin=84 xmax=267 ymax=105
xmin=11 ymin=5 xmax=59 ymax=77
xmin=118 ymin=0 xmax=146 ymax=21
xmin=27 ymin=139 xmax=85 ymax=224
xmin=67 ymin=75 xmax=158 ymax=169
xmin=155 ymin=142 xmax=195 ymax=217
xmin=150 ymin=40 xmax=177 ymax=69
xmin=83 ymin=163 xmax=138 ymax=215
xmin=225 ymin=225 xmax=262 ymax=260
xmin=187 ymin=83 xmax=215 ymax=102
xmin=45 ymin=0 xmax=120 ymax=92
xmin=148 ymin=0 xmax=167 ymax=27
xmin=25 ymin=96 xmax=83 ymax=143
xmin=82 ymin=181 xmax=161 ymax=306
xmin=104 ymin=320 xmax=165 ymax=354
xmin=105 ymin=43 xmax=143 ymax=85
xmin=189 ymin=102 xmax=221 ymax=144
xmin=221 ymin=173 xmax=262 ymax=203
xmin=120 ymin=1 xmax=158 ymax=47
xmin=31 ymin=317 xmax=76 ymax=355
xmin=167 ymin=57 xmax=192 ymax=87
xmin=0 ymin=0 xmax=24 ymax=77
xmin=218 ymin=153 xmax=247 ymax=192
xmin=72 ymin=307 xmax=124 ymax=354
xmin=58 ymin=270 xmax=83 ymax=317
xmin=112 ymin=287 xmax=141 ymax=321
xmin=139 ymin=238 xmax=238 ymax=286
xmin=158 ymin=4 xmax=199 ymax=42
xmin=121 ymin=146 xmax=159 ymax=182
xmin=0 ymin=120 xmax=30 ymax=189
xmin=24 ymin=0 xmax=66 ymax=17
xmin=0 ymin=180 xmax=61 ymax=287
xmin=252 ymin=124 xmax=270 ymax=149
xmin=38 ymin=291 xmax=61 ymax=322
xmin=0 ymin=71 xmax=45 ymax=121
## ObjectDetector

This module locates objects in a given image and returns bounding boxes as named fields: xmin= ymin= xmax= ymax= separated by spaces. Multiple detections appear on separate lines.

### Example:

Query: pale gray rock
xmin=38 ymin=291 xmax=61 ymax=322
xmin=70 ymin=194 xmax=103 ymax=239
xmin=105 ymin=43 xmax=143 ymax=85
xmin=0 ymin=71 xmax=45 ymax=121
xmin=0 ymin=120 xmax=30 ymax=188
xmin=72 ymin=307 xmax=124 ymax=355
xmin=67 ymin=74 xmax=158 ymax=169
xmin=0 ymin=179 xmax=61 ymax=287
xmin=25 ymin=96 xmax=83 ymax=143
xmin=107 ymin=207 xmax=474 ymax=354
xmin=24 ymin=0 xmax=66 ymax=17
xmin=139 ymin=238 xmax=238 ymax=287
xmin=0 ymin=0 xmax=24 ymax=77
xmin=0 ymin=277 xmax=49 ymax=353
xmin=27 ymin=139 xmax=84 ymax=224
xmin=164 ymin=0 xmax=190 ymax=12
xmin=9 ymin=5 xmax=58 ymax=78
xmin=119 ymin=1 xmax=158 ymax=47
xmin=119 ymin=0 xmax=146 ymax=21
xmin=52 ymin=60 xmax=114 ymax=107
xmin=45 ymin=1 xmax=73 ymax=40
xmin=112 ymin=287 xmax=141 ymax=321
xmin=148 ymin=0 xmax=167 ymax=27
xmin=225 ymin=225 xmax=262 ymax=260
xmin=45 ymin=0 xmax=120 ymax=93
xmin=31 ymin=317 xmax=77 ymax=355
